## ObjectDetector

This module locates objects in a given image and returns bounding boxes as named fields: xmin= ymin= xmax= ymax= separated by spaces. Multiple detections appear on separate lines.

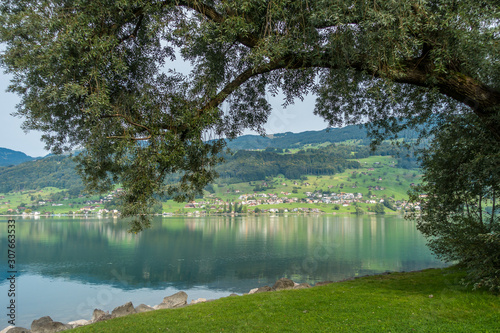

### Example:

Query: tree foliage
xmin=409 ymin=114 xmax=500 ymax=292
xmin=1 ymin=0 xmax=499 ymax=231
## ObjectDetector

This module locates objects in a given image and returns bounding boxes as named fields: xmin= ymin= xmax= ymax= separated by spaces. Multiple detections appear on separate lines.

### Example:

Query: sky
xmin=0 ymin=69 xmax=329 ymax=158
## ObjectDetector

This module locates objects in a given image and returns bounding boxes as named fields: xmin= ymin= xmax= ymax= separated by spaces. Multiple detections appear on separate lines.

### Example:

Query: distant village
xmin=1 ymin=188 xmax=124 ymax=216
xmin=180 ymin=189 xmax=422 ymax=215
xmin=2 ymin=162 xmax=425 ymax=217
xmin=2 ymin=183 xmax=424 ymax=216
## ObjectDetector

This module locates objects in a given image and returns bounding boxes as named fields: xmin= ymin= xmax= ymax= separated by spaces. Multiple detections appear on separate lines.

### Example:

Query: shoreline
xmin=1 ymin=210 xmax=404 ymax=218
xmin=1 ymin=267 xmax=445 ymax=333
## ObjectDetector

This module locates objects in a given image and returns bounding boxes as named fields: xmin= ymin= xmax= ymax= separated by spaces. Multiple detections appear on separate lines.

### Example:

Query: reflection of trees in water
xmin=2 ymin=216 xmax=444 ymax=291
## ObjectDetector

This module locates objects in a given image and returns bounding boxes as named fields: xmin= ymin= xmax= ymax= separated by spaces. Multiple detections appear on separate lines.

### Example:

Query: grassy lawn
xmin=72 ymin=267 xmax=499 ymax=332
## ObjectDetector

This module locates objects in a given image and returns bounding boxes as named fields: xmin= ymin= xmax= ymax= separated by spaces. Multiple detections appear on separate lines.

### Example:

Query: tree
xmin=382 ymin=199 xmax=396 ymax=211
xmin=373 ymin=203 xmax=385 ymax=215
xmin=0 ymin=0 xmax=499 ymax=231
xmin=408 ymin=114 xmax=500 ymax=292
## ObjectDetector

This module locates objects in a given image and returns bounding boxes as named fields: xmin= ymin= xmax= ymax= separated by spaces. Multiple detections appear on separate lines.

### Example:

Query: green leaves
xmin=409 ymin=114 xmax=500 ymax=292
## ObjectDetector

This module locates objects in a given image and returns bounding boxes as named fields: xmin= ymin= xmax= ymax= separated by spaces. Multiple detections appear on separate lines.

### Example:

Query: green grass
xmin=0 ymin=187 xmax=105 ymax=215
xmin=71 ymin=267 xmax=499 ymax=333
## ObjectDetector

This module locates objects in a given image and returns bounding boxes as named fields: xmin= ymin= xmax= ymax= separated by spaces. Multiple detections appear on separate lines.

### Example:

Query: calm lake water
xmin=1 ymin=215 xmax=447 ymax=328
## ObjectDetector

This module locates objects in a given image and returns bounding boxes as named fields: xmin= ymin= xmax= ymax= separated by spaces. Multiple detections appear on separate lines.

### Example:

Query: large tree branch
xmin=178 ymin=3 xmax=500 ymax=138
xmin=112 ymin=2 xmax=500 ymax=140
xmin=101 ymin=113 xmax=152 ymax=141
xmin=200 ymin=50 xmax=500 ymax=140
xmin=118 ymin=14 xmax=144 ymax=43
xmin=386 ymin=58 xmax=500 ymax=140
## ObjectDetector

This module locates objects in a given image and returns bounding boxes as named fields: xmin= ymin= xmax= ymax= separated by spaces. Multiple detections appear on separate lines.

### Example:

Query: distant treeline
xmin=216 ymin=143 xmax=418 ymax=183
xmin=0 ymin=135 xmax=419 ymax=194
xmin=217 ymin=149 xmax=360 ymax=181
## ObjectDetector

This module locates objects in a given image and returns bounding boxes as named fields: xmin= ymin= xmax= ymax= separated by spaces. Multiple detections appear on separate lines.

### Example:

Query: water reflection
xmin=0 ymin=215 xmax=447 ymax=327
xmin=1 ymin=215 xmax=445 ymax=289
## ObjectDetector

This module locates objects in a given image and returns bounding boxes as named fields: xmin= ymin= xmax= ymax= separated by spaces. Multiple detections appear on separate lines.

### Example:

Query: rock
xmin=254 ymin=286 xmax=272 ymax=293
xmin=154 ymin=302 xmax=187 ymax=310
xmin=135 ymin=304 xmax=155 ymax=313
xmin=67 ymin=319 xmax=90 ymax=328
xmin=229 ymin=293 xmax=239 ymax=297
xmin=153 ymin=303 xmax=168 ymax=310
xmin=91 ymin=309 xmax=114 ymax=323
xmin=293 ymin=283 xmax=312 ymax=289
xmin=92 ymin=309 xmax=106 ymax=322
xmin=272 ymin=278 xmax=295 ymax=291
xmin=190 ymin=298 xmax=207 ymax=305
xmin=248 ymin=288 xmax=259 ymax=294
xmin=111 ymin=301 xmax=136 ymax=318
xmin=31 ymin=316 xmax=71 ymax=333
xmin=161 ymin=291 xmax=188 ymax=308
xmin=315 ymin=281 xmax=334 ymax=286
xmin=93 ymin=313 xmax=115 ymax=323
xmin=5 ymin=327 xmax=30 ymax=333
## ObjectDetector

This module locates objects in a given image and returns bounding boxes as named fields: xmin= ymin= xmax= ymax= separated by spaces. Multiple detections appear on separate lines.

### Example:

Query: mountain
xmin=226 ymin=125 xmax=420 ymax=150
xmin=0 ymin=147 xmax=36 ymax=167
xmin=0 ymin=125 xmax=420 ymax=194
xmin=0 ymin=155 xmax=83 ymax=193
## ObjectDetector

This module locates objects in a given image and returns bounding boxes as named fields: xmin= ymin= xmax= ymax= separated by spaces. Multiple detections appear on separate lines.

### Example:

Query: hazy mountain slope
xmin=226 ymin=125 xmax=421 ymax=150
xmin=0 ymin=147 xmax=36 ymax=166
xmin=226 ymin=125 xmax=371 ymax=150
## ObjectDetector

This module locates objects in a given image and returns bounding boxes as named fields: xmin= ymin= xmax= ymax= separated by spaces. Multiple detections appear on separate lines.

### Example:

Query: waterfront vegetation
xmin=71 ymin=267 xmax=499 ymax=333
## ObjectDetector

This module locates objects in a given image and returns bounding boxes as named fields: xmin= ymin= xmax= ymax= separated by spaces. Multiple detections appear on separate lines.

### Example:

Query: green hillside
xmin=0 ymin=147 xmax=36 ymax=166
xmin=225 ymin=125 xmax=420 ymax=150
xmin=0 ymin=127 xmax=421 ymax=215
xmin=0 ymin=155 xmax=83 ymax=194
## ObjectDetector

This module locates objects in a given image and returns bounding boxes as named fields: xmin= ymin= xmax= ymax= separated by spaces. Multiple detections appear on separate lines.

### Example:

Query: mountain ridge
xmin=0 ymin=147 xmax=37 ymax=167
xmin=226 ymin=125 xmax=419 ymax=150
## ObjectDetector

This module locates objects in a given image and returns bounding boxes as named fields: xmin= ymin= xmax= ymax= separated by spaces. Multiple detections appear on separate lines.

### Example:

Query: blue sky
xmin=1 ymin=71 xmax=329 ymax=158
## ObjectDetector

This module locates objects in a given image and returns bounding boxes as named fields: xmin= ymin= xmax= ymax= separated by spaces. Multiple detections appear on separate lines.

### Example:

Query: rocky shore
xmin=1 ymin=277 xmax=333 ymax=333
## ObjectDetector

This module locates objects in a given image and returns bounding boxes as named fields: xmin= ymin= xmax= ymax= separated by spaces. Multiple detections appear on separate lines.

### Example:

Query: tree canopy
xmin=409 ymin=114 xmax=499 ymax=292
xmin=1 ymin=0 xmax=499 ymax=230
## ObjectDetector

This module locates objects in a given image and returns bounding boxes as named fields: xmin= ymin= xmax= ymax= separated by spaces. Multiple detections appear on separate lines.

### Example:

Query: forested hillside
xmin=218 ymin=149 xmax=360 ymax=181
xmin=0 ymin=155 xmax=83 ymax=194
xmin=217 ymin=143 xmax=417 ymax=183
xmin=0 ymin=127 xmax=419 ymax=195
xmin=226 ymin=126 xmax=420 ymax=150
xmin=0 ymin=147 xmax=36 ymax=166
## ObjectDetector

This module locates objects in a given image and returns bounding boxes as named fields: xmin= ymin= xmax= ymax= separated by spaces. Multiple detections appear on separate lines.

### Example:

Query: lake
xmin=0 ymin=214 xmax=447 ymax=328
